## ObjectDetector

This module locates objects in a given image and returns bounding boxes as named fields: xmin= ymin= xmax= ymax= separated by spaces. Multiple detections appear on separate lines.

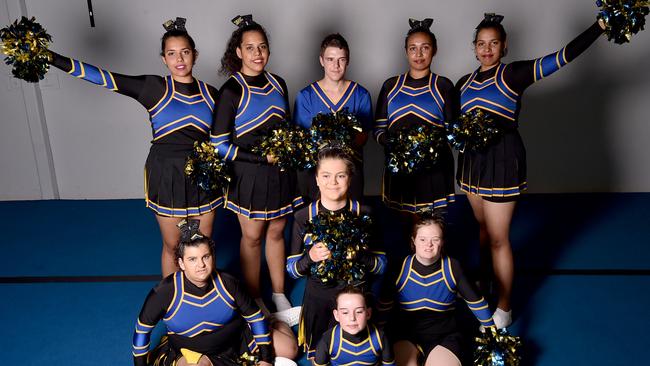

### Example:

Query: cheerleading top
xmin=457 ymin=21 xmax=603 ymax=126
xmin=132 ymin=270 xmax=272 ymax=366
xmin=294 ymin=80 xmax=373 ymax=133
xmin=378 ymin=255 xmax=494 ymax=333
xmin=210 ymin=71 xmax=290 ymax=163
xmin=50 ymin=52 xmax=217 ymax=145
xmin=374 ymin=72 xmax=458 ymax=144
xmin=314 ymin=324 xmax=395 ymax=366
xmin=286 ymin=199 xmax=387 ymax=281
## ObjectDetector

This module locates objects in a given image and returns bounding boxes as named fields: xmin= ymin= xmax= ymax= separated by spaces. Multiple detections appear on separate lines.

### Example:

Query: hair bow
xmin=482 ymin=13 xmax=504 ymax=24
xmin=163 ymin=17 xmax=187 ymax=32
xmin=177 ymin=219 xmax=203 ymax=242
xmin=408 ymin=18 xmax=434 ymax=31
xmin=231 ymin=14 xmax=254 ymax=28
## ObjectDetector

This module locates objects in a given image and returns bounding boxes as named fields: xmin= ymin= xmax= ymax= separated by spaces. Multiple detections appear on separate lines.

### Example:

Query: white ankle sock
xmin=493 ymin=308 xmax=512 ymax=329
xmin=272 ymin=293 xmax=292 ymax=312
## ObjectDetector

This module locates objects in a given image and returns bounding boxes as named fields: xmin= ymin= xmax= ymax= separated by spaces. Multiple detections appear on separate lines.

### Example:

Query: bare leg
xmin=156 ymin=215 xmax=184 ymax=277
xmin=238 ymin=215 xmax=267 ymax=298
xmin=176 ymin=355 xmax=214 ymax=366
xmin=271 ymin=320 xmax=299 ymax=359
xmin=424 ymin=346 xmax=461 ymax=366
xmin=482 ymin=200 xmax=516 ymax=311
xmin=394 ymin=340 xmax=419 ymax=366
xmin=265 ymin=217 xmax=288 ymax=294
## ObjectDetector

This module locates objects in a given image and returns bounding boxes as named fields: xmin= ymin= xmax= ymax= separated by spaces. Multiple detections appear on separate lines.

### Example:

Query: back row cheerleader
xmin=47 ymin=18 xmax=220 ymax=277
xmin=456 ymin=14 xmax=605 ymax=327
xmin=210 ymin=15 xmax=301 ymax=317
xmin=374 ymin=19 xmax=457 ymax=218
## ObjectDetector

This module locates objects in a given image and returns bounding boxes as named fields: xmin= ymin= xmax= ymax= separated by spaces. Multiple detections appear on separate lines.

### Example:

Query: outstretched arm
xmin=505 ymin=21 xmax=604 ymax=93
xmin=49 ymin=51 xmax=165 ymax=109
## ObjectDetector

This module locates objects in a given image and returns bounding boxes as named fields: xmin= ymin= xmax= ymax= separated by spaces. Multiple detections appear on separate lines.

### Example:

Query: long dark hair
xmin=219 ymin=22 xmax=269 ymax=76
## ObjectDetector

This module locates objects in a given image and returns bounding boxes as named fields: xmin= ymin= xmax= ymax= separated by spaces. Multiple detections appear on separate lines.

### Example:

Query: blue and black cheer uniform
xmin=132 ymin=271 xmax=273 ymax=366
xmin=314 ymin=324 xmax=395 ymax=366
xmin=211 ymin=72 xmax=302 ymax=220
xmin=287 ymin=200 xmax=387 ymax=359
xmin=456 ymin=22 xmax=603 ymax=202
xmin=374 ymin=72 xmax=458 ymax=212
xmin=294 ymin=81 xmax=373 ymax=201
xmin=378 ymin=255 xmax=494 ymax=362
xmin=50 ymin=52 xmax=222 ymax=217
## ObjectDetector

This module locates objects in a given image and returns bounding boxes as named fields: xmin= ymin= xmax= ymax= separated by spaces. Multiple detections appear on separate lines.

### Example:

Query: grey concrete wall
xmin=1 ymin=0 xmax=648 ymax=199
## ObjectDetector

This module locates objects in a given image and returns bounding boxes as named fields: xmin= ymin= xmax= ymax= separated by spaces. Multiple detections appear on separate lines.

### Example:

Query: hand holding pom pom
xmin=596 ymin=0 xmax=649 ymax=44
xmin=385 ymin=123 xmax=447 ymax=174
xmin=474 ymin=327 xmax=522 ymax=366
xmin=252 ymin=120 xmax=317 ymax=171
xmin=447 ymin=109 xmax=502 ymax=153
xmin=184 ymin=141 xmax=231 ymax=195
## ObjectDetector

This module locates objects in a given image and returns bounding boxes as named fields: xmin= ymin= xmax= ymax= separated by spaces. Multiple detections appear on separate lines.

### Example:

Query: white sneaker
xmin=492 ymin=308 xmax=512 ymax=329
xmin=273 ymin=306 xmax=302 ymax=327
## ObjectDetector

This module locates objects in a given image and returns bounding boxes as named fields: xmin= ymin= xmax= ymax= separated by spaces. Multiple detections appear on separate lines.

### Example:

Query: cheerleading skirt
xmin=390 ymin=311 xmax=463 ymax=362
xmin=382 ymin=144 xmax=455 ymax=212
xmin=297 ymin=159 xmax=364 ymax=204
xmin=148 ymin=318 xmax=257 ymax=366
xmin=456 ymin=129 xmax=527 ymax=203
xmin=225 ymin=160 xmax=303 ymax=220
xmin=144 ymin=143 xmax=223 ymax=217
xmin=298 ymin=279 xmax=346 ymax=359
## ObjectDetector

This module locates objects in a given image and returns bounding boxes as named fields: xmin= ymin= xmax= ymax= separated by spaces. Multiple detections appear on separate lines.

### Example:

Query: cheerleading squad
xmin=34 ymin=8 xmax=616 ymax=366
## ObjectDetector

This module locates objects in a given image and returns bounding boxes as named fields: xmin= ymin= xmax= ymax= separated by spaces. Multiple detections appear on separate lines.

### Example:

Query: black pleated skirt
xmin=225 ymin=160 xmax=303 ymax=220
xmin=144 ymin=143 xmax=223 ymax=217
xmin=456 ymin=129 xmax=527 ymax=202
xmin=382 ymin=144 xmax=455 ymax=212
xmin=298 ymin=279 xmax=345 ymax=359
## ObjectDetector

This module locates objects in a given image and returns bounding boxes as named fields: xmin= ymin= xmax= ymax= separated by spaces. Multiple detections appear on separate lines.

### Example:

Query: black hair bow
xmin=232 ymin=14 xmax=254 ymax=28
xmin=177 ymin=219 xmax=204 ymax=242
xmin=482 ymin=13 xmax=504 ymax=24
xmin=409 ymin=18 xmax=434 ymax=31
xmin=163 ymin=17 xmax=187 ymax=32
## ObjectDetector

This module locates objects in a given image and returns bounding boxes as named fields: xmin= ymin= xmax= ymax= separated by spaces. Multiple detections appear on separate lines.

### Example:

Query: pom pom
xmin=385 ymin=123 xmax=447 ymax=174
xmin=474 ymin=327 xmax=523 ymax=366
xmin=184 ymin=141 xmax=231 ymax=195
xmin=310 ymin=108 xmax=362 ymax=149
xmin=596 ymin=0 xmax=649 ymax=44
xmin=447 ymin=109 xmax=502 ymax=153
xmin=304 ymin=210 xmax=373 ymax=285
xmin=0 ymin=16 xmax=52 ymax=82
xmin=236 ymin=351 xmax=259 ymax=366
xmin=252 ymin=120 xmax=317 ymax=170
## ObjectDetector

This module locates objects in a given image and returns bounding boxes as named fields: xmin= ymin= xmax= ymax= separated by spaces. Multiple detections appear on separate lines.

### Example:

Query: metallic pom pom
xmin=447 ymin=109 xmax=502 ymax=153
xmin=310 ymin=108 xmax=363 ymax=153
xmin=304 ymin=210 xmax=373 ymax=285
xmin=385 ymin=123 xmax=447 ymax=174
xmin=236 ymin=351 xmax=259 ymax=366
xmin=0 ymin=16 xmax=53 ymax=82
xmin=252 ymin=120 xmax=317 ymax=171
xmin=474 ymin=327 xmax=523 ymax=366
xmin=596 ymin=0 xmax=649 ymax=44
xmin=184 ymin=141 xmax=231 ymax=195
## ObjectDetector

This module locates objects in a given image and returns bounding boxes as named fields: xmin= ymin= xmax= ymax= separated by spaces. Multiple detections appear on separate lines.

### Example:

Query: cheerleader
xmin=377 ymin=212 xmax=494 ymax=366
xmin=374 ymin=18 xmax=458 ymax=214
xmin=286 ymin=146 xmax=387 ymax=359
xmin=211 ymin=15 xmax=301 ymax=319
xmin=293 ymin=33 xmax=373 ymax=202
xmin=314 ymin=286 xmax=394 ymax=366
xmin=131 ymin=220 xmax=297 ymax=366
xmin=48 ymin=18 xmax=220 ymax=277
xmin=456 ymin=13 xmax=605 ymax=327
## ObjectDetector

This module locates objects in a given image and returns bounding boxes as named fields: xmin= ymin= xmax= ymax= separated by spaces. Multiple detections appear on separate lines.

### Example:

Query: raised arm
xmin=505 ymin=21 xmax=604 ymax=93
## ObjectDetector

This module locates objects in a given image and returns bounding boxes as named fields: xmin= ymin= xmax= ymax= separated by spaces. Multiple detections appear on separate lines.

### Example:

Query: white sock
xmin=272 ymin=293 xmax=292 ymax=312
xmin=255 ymin=298 xmax=271 ymax=318
xmin=493 ymin=308 xmax=512 ymax=329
